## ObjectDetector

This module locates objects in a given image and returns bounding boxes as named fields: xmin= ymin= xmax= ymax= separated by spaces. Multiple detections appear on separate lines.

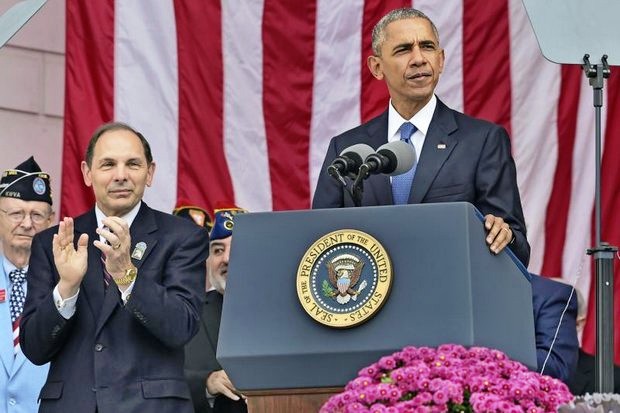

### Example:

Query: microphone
xmin=361 ymin=140 xmax=416 ymax=176
xmin=327 ymin=144 xmax=375 ymax=179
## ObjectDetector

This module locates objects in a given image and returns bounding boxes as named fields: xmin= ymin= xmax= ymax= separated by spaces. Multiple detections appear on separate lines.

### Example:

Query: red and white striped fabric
xmin=62 ymin=0 xmax=620 ymax=361
xmin=13 ymin=320 xmax=20 ymax=355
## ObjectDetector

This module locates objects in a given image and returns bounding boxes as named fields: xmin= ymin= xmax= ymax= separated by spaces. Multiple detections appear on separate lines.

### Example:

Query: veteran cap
xmin=0 ymin=156 xmax=52 ymax=205
xmin=210 ymin=206 xmax=247 ymax=241
xmin=173 ymin=201 xmax=213 ymax=231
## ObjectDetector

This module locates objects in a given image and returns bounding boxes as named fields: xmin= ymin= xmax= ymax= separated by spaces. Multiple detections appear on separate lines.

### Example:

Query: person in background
xmin=0 ymin=157 xmax=54 ymax=412
xmin=184 ymin=207 xmax=248 ymax=413
xmin=312 ymin=7 xmax=530 ymax=266
xmin=173 ymin=202 xmax=213 ymax=292
xmin=20 ymin=122 xmax=209 ymax=413
xmin=173 ymin=202 xmax=213 ymax=233
xmin=530 ymin=273 xmax=579 ymax=383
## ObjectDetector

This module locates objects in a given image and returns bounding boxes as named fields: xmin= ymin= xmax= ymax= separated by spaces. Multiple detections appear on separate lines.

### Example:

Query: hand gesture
xmin=484 ymin=214 xmax=513 ymax=255
xmin=94 ymin=216 xmax=133 ymax=278
xmin=53 ymin=217 xmax=89 ymax=298
xmin=206 ymin=369 xmax=245 ymax=401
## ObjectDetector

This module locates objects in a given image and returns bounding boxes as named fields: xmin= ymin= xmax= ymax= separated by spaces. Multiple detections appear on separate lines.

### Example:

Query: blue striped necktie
xmin=391 ymin=122 xmax=417 ymax=205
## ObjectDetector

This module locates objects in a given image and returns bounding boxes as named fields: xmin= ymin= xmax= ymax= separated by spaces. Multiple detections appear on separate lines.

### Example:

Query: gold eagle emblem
xmin=324 ymin=254 xmax=367 ymax=304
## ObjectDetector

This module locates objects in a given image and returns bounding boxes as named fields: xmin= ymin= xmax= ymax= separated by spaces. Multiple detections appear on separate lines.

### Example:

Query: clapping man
xmin=20 ymin=122 xmax=209 ymax=413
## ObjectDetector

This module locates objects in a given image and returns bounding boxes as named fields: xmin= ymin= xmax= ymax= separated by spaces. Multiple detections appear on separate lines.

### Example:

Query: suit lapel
xmin=410 ymin=100 xmax=458 ymax=204
xmin=127 ymin=203 xmax=158 ymax=271
xmin=11 ymin=349 xmax=28 ymax=375
xmin=362 ymin=111 xmax=392 ymax=205
xmin=75 ymin=210 xmax=105 ymax=322
xmin=204 ymin=291 xmax=223 ymax=353
xmin=95 ymin=203 xmax=158 ymax=336
xmin=0 ymin=269 xmax=13 ymax=375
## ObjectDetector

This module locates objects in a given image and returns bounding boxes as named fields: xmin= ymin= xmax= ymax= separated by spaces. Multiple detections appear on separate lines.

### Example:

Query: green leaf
xmin=322 ymin=280 xmax=335 ymax=297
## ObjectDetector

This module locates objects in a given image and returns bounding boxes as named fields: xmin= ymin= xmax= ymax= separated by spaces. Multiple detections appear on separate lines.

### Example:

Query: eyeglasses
xmin=0 ymin=208 xmax=50 ymax=224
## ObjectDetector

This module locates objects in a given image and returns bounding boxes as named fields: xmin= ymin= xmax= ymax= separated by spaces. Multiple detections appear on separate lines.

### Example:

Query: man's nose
xmin=20 ymin=213 xmax=33 ymax=228
xmin=409 ymin=46 xmax=425 ymax=65
xmin=113 ymin=165 xmax=128 ymax=180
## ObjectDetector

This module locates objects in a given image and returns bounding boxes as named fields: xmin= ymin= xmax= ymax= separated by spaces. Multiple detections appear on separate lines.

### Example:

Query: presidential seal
xmin=296 ymin=229 xmax=393 ymax=328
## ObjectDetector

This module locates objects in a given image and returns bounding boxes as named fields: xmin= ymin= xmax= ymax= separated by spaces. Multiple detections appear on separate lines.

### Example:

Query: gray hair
xmin=371 ymin=8 xmax=440 ymax=56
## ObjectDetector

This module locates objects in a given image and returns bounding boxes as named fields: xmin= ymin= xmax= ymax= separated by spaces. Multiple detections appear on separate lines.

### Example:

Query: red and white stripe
xmin=13 ymin=319 xmax=20 ymax=354
xmin=62 ymin=0 xmax=620 ymax=361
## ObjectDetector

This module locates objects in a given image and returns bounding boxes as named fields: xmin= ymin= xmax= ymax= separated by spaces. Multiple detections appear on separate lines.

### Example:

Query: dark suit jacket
xmin=531 ymin=274 xmax=579 ymax=383
xmin=20 ymin=203 xmax=209 ymax=413
xmin=569 ymin=349 xmax=620 ymax=395
xmin=184 ymin=290 xmax=247 ymax=413
xmin=312 ymin=99 xmax=530 ymax=266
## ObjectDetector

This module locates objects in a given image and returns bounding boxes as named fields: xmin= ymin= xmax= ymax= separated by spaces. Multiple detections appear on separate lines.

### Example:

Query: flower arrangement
xmin=558 ymin=393 xmax=620 ymax=412
xmin=320 ymin=344 xmax=573 ymax=413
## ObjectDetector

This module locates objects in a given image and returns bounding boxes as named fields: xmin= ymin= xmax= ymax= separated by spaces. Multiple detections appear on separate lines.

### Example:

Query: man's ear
xmin=367 ymin=55 xmax=384 ymax=80
xmin=81 ymin=161 xmax=93 ymax=187
xmin=146 ymin=161 xmax=156 ymax=187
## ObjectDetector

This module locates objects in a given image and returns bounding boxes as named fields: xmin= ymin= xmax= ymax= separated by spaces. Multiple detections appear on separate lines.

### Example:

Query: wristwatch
xmin=115 ymin=267 xmax=137 ymax=286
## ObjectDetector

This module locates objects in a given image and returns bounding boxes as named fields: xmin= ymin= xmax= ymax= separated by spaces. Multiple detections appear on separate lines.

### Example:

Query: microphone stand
xmin=328 ymin=168 xmax=364 ymax=207
xmin=349 ymin=164 xmax=371 ymax=207
xmin=582 ymin=54 xmax=618 ymax=393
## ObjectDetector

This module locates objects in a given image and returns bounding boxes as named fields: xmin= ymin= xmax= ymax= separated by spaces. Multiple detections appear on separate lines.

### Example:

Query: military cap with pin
xmin=0 ymin=156 xmax=52 ymax=205
xmin=210 ymin=206 xmax=247 ymax=241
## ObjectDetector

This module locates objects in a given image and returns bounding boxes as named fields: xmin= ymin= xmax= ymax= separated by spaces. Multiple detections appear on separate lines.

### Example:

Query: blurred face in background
xmin=207 ymin=236 xmax=232 ymax=295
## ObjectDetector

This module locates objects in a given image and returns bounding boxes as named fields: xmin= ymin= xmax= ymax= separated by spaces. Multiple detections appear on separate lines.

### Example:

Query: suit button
xmin=95 ymin=343 xmax=104 ymax=352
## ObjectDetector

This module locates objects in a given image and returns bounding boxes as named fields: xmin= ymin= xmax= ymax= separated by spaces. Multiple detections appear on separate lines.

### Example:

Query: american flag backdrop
xmin=61 ymin=0 xmax=620 ymax=362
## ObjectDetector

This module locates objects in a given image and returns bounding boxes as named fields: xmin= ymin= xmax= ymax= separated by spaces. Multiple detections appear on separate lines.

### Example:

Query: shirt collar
xmin=94 ymin=201 xmax=141 ymax=231
xmin=2 ymin=256 xmax=21 ymax=276
xmin=387 ymin=94 xmax=437 ymax=140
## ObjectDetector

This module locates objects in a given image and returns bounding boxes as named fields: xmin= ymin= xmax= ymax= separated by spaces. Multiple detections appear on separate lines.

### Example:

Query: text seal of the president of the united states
xmin=296 ymin=229 xmax=393 ymax=328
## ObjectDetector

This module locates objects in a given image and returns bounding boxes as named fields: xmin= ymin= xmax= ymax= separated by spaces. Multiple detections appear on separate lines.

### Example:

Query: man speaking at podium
xmin=312 ymin=8 xmax=530 ymax=267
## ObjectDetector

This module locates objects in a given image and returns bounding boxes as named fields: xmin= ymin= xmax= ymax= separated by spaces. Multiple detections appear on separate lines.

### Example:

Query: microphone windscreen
xmin=376 ymin=140 xmax=416 ymax=175
xmin=339 ymin=143 xmax=375 ymax=167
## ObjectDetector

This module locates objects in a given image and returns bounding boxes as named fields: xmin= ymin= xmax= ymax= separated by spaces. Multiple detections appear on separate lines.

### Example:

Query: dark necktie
xmin=391 ymin=122 xmax=417 ymax=205
xmin=101 ymin=253 xmax=114 ymax=288
xmin=100 ymin=227 xmax=114 ymax=287
xmin=9 ymin=268 xmax=27 ymax=354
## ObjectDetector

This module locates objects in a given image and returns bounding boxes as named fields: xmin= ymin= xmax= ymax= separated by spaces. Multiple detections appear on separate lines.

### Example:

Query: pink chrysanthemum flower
xmin=320 ymin=345 xmax=573 ymax=413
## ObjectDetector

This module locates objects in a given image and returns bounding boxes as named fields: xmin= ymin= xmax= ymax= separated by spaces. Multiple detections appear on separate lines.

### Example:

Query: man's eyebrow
xmin=392 ymin=42 xmax=414 ymax=51
xmin=419 ymin=39 xmax=437 ymax=46
xmin=391 ymin=39 xmax=437 ymax=52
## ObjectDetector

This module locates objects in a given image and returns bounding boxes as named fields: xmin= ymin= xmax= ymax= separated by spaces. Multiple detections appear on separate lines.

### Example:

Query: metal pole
xmin=583 ymin=54 xmax=617 ymax=393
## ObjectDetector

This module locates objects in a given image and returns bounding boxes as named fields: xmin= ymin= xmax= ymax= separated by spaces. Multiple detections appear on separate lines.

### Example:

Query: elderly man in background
xmin=0 ymin=157 xmax=54 ymax=412
xmin=184 ymin=207 xmax=248 ymax=413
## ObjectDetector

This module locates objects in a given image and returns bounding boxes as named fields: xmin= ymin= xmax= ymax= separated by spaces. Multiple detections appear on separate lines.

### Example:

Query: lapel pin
xmin=131 ymin=242 xmax=147 ymax=260
xmin=437 ymin=143 xmax=447 ymax=150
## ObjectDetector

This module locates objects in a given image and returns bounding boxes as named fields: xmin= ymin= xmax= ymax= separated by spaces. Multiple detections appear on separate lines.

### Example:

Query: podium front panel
xmin=218 ymin=202 xmax=535 ymax=390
